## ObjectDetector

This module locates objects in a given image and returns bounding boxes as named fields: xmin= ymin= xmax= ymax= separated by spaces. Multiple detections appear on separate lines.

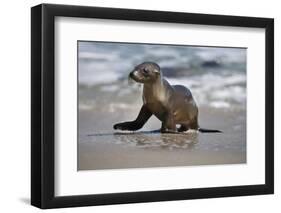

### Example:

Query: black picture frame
xmin=31 ymin=3 xmax=274 ymax=209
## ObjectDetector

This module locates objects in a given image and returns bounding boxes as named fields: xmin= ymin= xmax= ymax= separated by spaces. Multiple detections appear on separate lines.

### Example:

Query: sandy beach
xmin=78 ymin=105 xmax=246 ymax=170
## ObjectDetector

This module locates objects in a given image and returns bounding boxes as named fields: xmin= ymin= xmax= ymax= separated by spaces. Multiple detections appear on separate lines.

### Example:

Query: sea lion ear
xmin=153 ymin=68 xmax=160 ymax=74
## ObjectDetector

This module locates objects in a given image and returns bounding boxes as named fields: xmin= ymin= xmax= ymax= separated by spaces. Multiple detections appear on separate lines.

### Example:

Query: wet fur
xmin=114 ymin=62 xmax=221 ymax=133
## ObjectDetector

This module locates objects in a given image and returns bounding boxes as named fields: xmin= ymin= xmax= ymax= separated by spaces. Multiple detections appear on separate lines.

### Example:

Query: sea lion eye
xmin=143 ymin=68 xmax=149 ymax=74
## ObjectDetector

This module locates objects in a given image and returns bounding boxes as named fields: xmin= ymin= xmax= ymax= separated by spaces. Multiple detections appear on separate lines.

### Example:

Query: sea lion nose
xmin=130 ymin=70 xmax=138 ymax=78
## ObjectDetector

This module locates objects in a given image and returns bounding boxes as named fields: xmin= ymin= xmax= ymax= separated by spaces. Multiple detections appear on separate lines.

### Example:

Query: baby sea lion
xmin=113 ymin=62 xmax=221 ymax=133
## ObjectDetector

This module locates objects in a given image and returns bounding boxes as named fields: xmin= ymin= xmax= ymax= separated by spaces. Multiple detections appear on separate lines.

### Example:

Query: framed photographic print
xmin=31 ymin=3 xmax=274 ymax=209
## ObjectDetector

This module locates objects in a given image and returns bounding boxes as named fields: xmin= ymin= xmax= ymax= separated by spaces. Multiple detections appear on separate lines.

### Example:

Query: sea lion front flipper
xmin=113 ymin=105 xmax=152 ymax=131
xmin=160 ymin=112 xmax=177 ymax=133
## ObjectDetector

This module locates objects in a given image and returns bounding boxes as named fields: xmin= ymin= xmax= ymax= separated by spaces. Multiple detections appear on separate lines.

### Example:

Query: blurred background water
xmin=78 ymin=41 xmax=246 ymax=114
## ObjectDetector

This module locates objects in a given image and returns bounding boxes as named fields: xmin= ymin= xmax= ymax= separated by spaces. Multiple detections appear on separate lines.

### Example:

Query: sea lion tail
xmin=198 ymin=128 xmax=222 ymax=133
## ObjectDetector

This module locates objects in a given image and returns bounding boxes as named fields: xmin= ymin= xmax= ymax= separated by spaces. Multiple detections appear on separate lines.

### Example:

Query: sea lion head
xmin=129 ymin=62 xmax=161 ymax=83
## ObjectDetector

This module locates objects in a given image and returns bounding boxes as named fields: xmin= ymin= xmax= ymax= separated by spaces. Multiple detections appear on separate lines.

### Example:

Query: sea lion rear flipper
xmin=198 ymin=128 xmax=222 ymax=133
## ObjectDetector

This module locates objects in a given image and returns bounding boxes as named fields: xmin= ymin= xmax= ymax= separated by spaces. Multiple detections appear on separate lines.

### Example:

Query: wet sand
xmin=78 ymin=106 xmax=246 ymax=170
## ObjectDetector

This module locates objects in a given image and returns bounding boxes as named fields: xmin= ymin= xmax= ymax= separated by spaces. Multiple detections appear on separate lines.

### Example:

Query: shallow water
xmin=87 ymin=131 xmax=199 ymax=150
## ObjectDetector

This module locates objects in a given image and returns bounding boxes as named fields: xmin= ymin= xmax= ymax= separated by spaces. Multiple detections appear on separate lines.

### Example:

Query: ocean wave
xmin=194 ymin=47 xmax=247 ymax=64
xmin=79 ymin=100 xmax=138 ymax=112
xmin=78 ymin=42 xmax=246 ymax=85
xmin=79 ymin=72 xmax=246 ymax=111
xmin=167 ymin=72 xmax=246 ymax=108
xmin=78 ymin=41 xmax=246 ymax=110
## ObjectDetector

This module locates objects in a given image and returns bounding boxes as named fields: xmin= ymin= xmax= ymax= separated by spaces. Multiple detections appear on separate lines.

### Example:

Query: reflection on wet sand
xmin=88 ymin=131 xmax=198 ymax=150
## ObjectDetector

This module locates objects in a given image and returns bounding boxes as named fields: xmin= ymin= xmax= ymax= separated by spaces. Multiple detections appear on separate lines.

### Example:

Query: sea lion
xmin=113 ymin=62 xmax=221 ymax=133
